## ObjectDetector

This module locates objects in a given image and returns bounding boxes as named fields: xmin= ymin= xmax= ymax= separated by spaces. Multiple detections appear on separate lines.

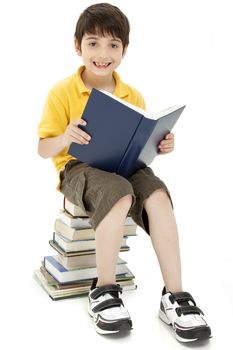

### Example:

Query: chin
xmin=92 ymin=68 xmax=114 ymax=76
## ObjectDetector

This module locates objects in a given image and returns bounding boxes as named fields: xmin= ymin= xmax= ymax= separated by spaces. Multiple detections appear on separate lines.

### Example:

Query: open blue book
xmin=68 ymin=89 xmax=185 ymax=178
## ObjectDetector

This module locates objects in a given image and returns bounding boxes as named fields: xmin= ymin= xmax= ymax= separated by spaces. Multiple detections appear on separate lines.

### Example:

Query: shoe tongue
xmin=109 ymin=291 xmax=119 ymax=299
xmin=178 ymin=301 xmax=190 ymax=306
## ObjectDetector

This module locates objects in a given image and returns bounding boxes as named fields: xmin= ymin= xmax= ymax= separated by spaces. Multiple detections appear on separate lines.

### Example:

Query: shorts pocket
xmin=70 ymin=172 xmax=87 ymax=213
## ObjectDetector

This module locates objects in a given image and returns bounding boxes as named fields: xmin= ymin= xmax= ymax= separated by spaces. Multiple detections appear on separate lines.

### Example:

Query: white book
xmin=44 ymin=255 xmax=130 ymax=284
xmin=33 ymin=269 xmax=137 ymax=300
xmin=53 ymin=231 xmax=128 ymax=252
xmin=59 ymin=209 xmax=136 ymax=229
xmin=58 ymin=254 xmax=126 ymax=269
xmin=64 ymin=198 xmax=87 ymax=217
xmin=54 ymin=217 xmax=137 ymax=241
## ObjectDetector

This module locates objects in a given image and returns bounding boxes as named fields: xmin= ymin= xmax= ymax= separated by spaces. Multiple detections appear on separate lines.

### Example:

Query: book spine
xmin=45 ymin=256 xmax=68 ymax=272
xmin=117 ymin=117 xmax=156 ymax=177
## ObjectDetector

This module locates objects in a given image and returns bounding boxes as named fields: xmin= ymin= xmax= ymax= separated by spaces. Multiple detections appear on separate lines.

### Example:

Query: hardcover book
xmin=68 ymin=88 xmax=185 ymax=178
xmin=54 ymin=218 xmax=136 ymax=241
xmin=52 ymin=231 xmax=128 ymax=253
xmin=59 ymin=209 xmax=136 ymax=229
xmin=49 ymin=239 xmax=130 ymax=257
xmin=34 ymin=268 xmax=137 ymax=300
xmin=44 ymin=255 xmax=131 ymax=283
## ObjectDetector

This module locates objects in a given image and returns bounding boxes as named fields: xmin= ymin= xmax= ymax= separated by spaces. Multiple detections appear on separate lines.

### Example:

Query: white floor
xmin=3 ymin=221 xmax=232 ymax=350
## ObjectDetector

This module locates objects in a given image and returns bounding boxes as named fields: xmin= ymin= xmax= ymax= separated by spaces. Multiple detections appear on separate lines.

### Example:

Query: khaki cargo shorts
xmin=60 ymin=160 xmax=172 ymax=235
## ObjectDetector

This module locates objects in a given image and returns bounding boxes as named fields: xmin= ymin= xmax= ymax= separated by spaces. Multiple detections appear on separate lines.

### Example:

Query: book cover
xmin=55 ymin=217 xmax=137 ymax=241
xmin=52 ymin=232 xmax=128 ymax=253
xmin=64 ymin=197 xmax=135 ymax=221
xmin=57 ymin=254 xmax=126 ymax=270
xmin=49 ymin=239 xmax=130 ymax=256
xmin=44 ymin=255 xmax=132 ymax=284
xmin=40 ymin=262 xmax=135 ymax=287
xmin=34 ymin=269 xmax=137 ymax=300
xmin=59 ymin=209 xmax=137 ymax=229
xmin=64 ymin=197 xmax=87 ymax=217
xmin=68 ymin=88 xmax=185 ymax=178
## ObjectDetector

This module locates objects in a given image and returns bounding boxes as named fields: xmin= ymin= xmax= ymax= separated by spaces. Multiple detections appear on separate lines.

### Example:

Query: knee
xmin=144 ymin=189 xmax=171 ymax=209
xmin=117 ymin=193 xmax=133 ymax=210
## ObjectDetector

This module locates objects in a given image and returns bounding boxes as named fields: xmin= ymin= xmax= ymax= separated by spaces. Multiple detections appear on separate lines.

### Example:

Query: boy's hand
xmin=62 ymin=119 xmax=91 ymax=148
xmin=158 ymin=132 xmax=175 ymax=154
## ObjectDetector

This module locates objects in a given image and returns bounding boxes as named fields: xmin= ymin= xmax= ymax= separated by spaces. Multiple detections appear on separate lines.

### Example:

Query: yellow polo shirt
xmin=38 ymin=65 xmax=146 ymax=189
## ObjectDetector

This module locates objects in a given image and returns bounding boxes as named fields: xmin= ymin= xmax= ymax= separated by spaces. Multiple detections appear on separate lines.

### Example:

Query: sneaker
xmin=159 ymin=287 xmax=211 ymax=342
xmin=88 ymin=278 xmax=133 ymax=335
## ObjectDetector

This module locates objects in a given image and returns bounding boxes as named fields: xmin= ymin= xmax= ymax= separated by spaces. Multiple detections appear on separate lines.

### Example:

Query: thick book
xmin=64 ymin=197 xmax=87 ymax=217
xmin=54 ymin=216 xmax=137 ymax=240
xmin=39 ymin=262 xmax=135 ymax=287
xmin=68 ymin=88 xmax=185 ymax=178
xmin=44 ymin=255 xmax=131 ymax=284
xmin=34 ymin=268 xmax=137 ymax=300
xmin=55 ymin=217 xmax=137 ymax=241
xmin=52 ymin=231 xmax=128 ymax=252
xmin=59 ymin=209 xmax=136 ymax=229
xmin=49 ymin=239 xmax=130 ymax=256
xmin=64 ymin=197 xmax=133 ymax=219
xmin=57 ymin=254 xmax=126 ymax=269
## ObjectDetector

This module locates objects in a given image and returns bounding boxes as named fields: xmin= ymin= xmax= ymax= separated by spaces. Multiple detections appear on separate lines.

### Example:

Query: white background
xmin=1 ymin=0 xmax=232 ymax=349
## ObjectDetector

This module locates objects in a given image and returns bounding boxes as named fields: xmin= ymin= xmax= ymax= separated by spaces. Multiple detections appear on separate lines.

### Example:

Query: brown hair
xmin=74 ymin=3 xmax=130 ymax=50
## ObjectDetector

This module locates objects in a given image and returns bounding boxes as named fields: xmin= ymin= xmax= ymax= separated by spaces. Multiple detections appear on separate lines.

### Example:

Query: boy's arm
xmin=38 ymin=118 xmax=91 ymax=158
xmin=38 ymin=134 xmax=67 ymax=159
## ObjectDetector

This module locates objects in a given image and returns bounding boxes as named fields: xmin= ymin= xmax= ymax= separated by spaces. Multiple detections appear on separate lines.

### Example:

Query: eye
xmin=111 ymin=44 xmax=118 ymax=49
xmin=89 ymin=42 xmax=97 ymax=47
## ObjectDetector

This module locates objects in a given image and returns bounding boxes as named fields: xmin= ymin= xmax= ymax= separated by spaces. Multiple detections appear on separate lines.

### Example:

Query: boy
xmin=38 ymin=3 xmax=211 ymax=342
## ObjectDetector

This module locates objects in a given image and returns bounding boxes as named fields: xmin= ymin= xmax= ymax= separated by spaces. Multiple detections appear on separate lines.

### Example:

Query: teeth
xmin=94 ymin=62 xmax=110 ymax=67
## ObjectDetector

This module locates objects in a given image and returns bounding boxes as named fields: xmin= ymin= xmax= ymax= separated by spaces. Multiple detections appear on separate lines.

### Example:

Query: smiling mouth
xmin=93 ymin=62 xmax=111 ymax=68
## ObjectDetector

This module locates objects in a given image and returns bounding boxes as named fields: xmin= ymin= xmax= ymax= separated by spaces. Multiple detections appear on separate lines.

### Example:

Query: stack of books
xmin=34 ymin=198 xmax=138 ymax=300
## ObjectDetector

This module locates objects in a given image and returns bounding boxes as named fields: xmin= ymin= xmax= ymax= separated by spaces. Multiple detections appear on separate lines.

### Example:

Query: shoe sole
xmin=88 ymin=301 xmax=132 ymax=335
xmin=159 ymin=309 xmax=211 ymax=342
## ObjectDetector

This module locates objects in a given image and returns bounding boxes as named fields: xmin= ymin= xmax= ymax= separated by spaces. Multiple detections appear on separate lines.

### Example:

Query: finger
xmin=77 ymin=129 xmax=91 ymax=141
xmin=70 ymin=130 xmax=90 ymax=144
xmin=160 ymin=147 xmax=174 ymax=152
xmin=74 ymin=118 xmax=87 ymax=126
xmin=159 ymin=141 xmax=174 ymax=148
xmin=160 ymin=139 xmax=174 ymax=145
xmin=159 ymin=143 xmax=174 ymax=150
xmin=71 ymin=135 xmax=89 ymax=144
xmin=71 ymin=124 xmax=91 ymax=141
xmin=70 ymin=137 xmax=88 ymax=145
xmin=165 ymin=133 xmax=174 ymax=140
xmin=159 ymin=148 xmax=173 ymax=154
xmin=75 ymin=120 xmax=91 ymax=141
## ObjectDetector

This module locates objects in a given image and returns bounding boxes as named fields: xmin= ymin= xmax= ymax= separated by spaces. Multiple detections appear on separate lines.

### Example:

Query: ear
xmin=122 ymin=45 xmax=128 ymax=58
xmin=74 ymin=37 xmax=82 ymax=56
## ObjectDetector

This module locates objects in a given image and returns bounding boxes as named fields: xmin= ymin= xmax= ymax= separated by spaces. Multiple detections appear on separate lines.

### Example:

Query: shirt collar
xmin=76 ymin=65 xmax=130 ymax=98
xmin=112 ymin=70 xmax=130 ymax=98
xmin=76 ymin=66 xmax=90 ymax=95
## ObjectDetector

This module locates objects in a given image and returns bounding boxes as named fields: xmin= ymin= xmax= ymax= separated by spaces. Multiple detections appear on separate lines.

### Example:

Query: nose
xmin=97 ymin=46 xmax=109 ymax=59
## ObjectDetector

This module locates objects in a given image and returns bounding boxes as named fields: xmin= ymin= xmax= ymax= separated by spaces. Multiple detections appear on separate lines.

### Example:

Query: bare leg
xmin=95 ymin=194 xmax=133 ymax=287
xmin=144 ymin=190 xmax=182 ymax=293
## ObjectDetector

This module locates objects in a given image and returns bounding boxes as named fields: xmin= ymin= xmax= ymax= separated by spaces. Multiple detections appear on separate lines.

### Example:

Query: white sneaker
xmin=88 ymin=278 xmax=132 ymax=335
xmin=159 ymin=287 xmax=211 ymax=342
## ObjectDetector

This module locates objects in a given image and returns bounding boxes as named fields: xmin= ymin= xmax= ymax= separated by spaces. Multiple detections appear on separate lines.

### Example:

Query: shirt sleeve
xmin=38 ymin=89 xmax=69 ymax=139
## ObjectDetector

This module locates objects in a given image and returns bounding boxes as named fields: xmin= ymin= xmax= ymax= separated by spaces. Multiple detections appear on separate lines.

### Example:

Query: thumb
xmin=76 ymin=118 xmax=87 ymax=126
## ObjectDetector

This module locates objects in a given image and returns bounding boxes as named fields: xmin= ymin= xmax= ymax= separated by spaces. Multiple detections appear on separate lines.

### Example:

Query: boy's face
xmin=75 ymin=33 xmax=127 ymax=77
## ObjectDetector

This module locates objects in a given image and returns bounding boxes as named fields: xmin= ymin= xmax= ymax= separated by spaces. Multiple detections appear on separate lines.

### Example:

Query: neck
xmin=81 ymin=68 xmax=115 ymax=93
